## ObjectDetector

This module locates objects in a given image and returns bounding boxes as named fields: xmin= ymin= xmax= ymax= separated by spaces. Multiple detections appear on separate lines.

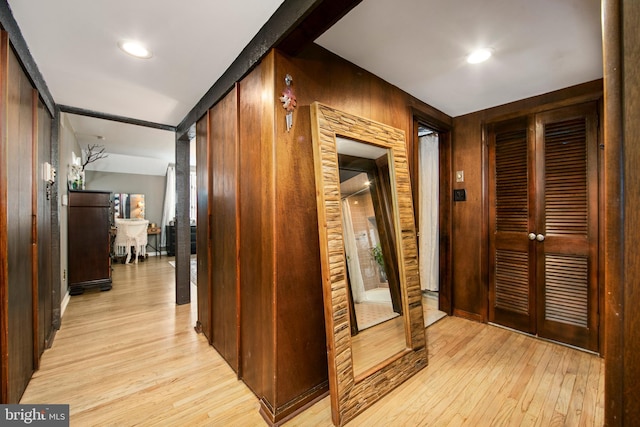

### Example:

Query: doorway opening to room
xmin=417 ymin=124 xmax=448 ymax=328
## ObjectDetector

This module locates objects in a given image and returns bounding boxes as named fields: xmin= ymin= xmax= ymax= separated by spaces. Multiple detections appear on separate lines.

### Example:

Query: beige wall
xmin=85 ymin=171 xmax=166 ymax=228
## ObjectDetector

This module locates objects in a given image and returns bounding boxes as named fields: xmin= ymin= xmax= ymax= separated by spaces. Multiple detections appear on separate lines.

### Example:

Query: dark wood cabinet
xmin=68 ymin=190 xmax=112 ymax=295
xmin=165 ymin=225 xmax=196 ymax=256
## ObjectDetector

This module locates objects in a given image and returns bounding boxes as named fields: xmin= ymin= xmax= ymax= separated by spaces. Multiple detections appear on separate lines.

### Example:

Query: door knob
xmin=528 ymin=233 xmax=536 ymax=241
xmin=536 ymin=234 xmax=545 ymax=242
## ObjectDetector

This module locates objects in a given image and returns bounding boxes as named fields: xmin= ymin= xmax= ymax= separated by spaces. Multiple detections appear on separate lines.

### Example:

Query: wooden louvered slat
xmin=544 ymin=118 xmax=588 ymax=235
xmin=495 ymin=129 xmax=528 ymax=232
xmin=544 ymin=254 xmax=588 ymax=327
xmin=495 ymin=250 xmax=529 ymax=314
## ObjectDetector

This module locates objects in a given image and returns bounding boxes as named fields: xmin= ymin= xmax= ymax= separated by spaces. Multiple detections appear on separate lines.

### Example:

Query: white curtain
xmin=160 ymin=165 xmax=176 ymax=248
xmin=189 ymin=170 xmax=197 ymax=224
xmin=419 ymin=134 xmax=439 ymax=291
xmin=342 ymin=199 xmax=367 ymax=303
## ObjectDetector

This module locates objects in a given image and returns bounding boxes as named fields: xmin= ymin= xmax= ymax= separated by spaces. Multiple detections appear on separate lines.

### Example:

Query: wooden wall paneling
xmin=620 ymin=1 xmax=640 ymax=422
xmin=36 ymin=98 xmax=52 ymax=353
xmin=266 ymin=45 xmax=453 ymax=423
xmin=30 ymin=89 xmax=38 ymax=369
xmin=0 ymin=30 xmax=8 ymax=404
xmin=238 ymin=60 xmax=272 ymax=398
xmin=272 ymin=54 xmax=329 ymax=418
xmin=195 ymin=113 xmax=211 ymax=341
xmin=601 ymin=6 xmax=623 ymax=424
xmin=603 ymin=0 xmax=640 ymax=424
xmin=451 ymin=112 xmax=486 ymax=322
xmin=439 ymin=130 xmax=453 ymax=314
xmin=209 ymin=87 xmax=239 ymax=371
xmin=6 ymin=42 xmax=34 ymax=403
xmin=257 ymin=52 xmax=277 ymax=416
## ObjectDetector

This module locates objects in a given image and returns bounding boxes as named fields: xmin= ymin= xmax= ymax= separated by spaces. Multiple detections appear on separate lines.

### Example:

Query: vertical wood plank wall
xmin=196 ymin=113 xmax=210 ymax=341
xmin=238 ymin=59 xmax=274 ymax=399
xmin=451 ymin=80 xmax=603 ymax=322
xmin=6 ymin=40 xmax=34 ymax=403
xmin=200 ymin=45 xmax=452 ymax=423
xmin=209 ymin=87 xmax=239 ymax=371
xmin=620 ymin=1 xmax=640 ymax=422
xmin=0 ymin=32 xmax=53 ymax=403
xmin=603 ymin=0 xmax=640 ymax=424
xmin=201 ymin=42 xmax=607 ymax=423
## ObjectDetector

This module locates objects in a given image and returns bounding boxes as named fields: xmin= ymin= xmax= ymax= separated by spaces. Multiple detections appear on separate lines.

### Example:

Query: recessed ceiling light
xmin=466 ymin=48 xmax=492 ymax=64
xmin=118 ymin=40 xmax=152 ymax=59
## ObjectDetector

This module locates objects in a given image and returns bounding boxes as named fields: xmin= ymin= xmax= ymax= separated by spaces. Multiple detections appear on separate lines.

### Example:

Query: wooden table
xmin=147 ymin=227 xmax=161 ymax=257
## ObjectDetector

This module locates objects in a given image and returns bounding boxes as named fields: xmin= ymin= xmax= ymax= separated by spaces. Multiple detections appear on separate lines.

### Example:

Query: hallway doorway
xmin=418 ymin=126 xmax=447 ymax=327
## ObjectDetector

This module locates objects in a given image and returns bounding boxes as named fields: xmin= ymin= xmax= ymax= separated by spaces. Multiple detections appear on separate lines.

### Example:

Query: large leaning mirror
xmin=311 ymin=102 xmax=427 ymax=426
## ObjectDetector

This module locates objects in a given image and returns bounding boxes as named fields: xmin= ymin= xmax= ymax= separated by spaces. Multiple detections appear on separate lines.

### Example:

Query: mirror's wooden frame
xmin=310 ymin=102 xmax=427 ymax=426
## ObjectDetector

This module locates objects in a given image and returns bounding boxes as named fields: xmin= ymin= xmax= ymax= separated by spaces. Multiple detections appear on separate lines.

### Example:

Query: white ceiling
xmin=317 ymin=0 xmax=602 ymax=117
xmin=7 ymin=0 xmax=603 ymax=171
xmin=8 ymin=0 xmax=284 ymax=126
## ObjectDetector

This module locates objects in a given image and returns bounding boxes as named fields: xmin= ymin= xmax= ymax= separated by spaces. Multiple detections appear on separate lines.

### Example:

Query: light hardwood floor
xmin=21 ymin=256 xmax=604 ymax=426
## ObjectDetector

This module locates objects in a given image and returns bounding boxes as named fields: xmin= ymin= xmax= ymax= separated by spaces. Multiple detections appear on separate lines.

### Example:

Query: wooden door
xmin=488 ymin=102 xmax=599 ymax=351
xmin=488 ymin=117 xmax=536 ymax=333
xmin=534 ymin=104 xmax=599 ymax=351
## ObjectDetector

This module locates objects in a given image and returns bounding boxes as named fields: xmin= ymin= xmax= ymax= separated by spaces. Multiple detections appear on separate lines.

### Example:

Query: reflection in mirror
xmin=113 ymin=193 xmax=129 ymax=219
xmin=337 ymin=137 xmax=406 ymax=377
xmin=311 ymin=102 xmax=426 ymax=426
xmin=113 ymin=193 xmax=145 ymax=219
xmin=130 ymin=194 xmax=145 ymax=219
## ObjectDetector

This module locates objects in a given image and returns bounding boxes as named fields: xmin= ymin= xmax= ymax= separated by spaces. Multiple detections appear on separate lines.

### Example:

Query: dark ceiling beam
xmin=176 ymin=0 xmax=362 ymax=138
xmin=0 ymin=0 xmax=56 ymax=117
xmin=276 ymin=0 xmax=363 ymax=56
xmin=59 ymin=105 xmax=176 ymax=132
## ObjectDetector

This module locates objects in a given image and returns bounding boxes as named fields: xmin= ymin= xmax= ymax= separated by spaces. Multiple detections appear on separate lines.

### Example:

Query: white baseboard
xmin=61 ymin=290 xmax=71 ymax=317
xmin=146 ymin=250 xmax=167 ymax=257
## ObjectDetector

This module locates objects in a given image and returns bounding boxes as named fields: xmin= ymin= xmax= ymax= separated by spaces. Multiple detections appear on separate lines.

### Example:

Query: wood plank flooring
xmin=21 ymin=256 xmax=604 ymax=426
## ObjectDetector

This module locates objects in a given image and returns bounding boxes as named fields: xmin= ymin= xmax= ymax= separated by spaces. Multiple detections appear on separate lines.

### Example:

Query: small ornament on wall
xmin=279 ymin=74 xmax=297 ymax=132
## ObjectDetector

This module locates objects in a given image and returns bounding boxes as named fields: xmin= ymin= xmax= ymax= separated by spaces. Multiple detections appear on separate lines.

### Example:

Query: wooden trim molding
xmin=30 ymin=89 xmax=38 ymax=369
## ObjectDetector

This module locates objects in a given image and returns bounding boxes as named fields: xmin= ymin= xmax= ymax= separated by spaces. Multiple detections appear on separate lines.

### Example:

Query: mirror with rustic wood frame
xmin=310 ymin=102 xmax=427 ymax=426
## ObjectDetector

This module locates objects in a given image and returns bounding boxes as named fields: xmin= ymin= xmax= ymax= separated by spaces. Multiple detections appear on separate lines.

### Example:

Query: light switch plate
xmin=453 ymin=189 xmax=466 ymax=202
xmin=456 ymin=170 xmax=464 ymax=183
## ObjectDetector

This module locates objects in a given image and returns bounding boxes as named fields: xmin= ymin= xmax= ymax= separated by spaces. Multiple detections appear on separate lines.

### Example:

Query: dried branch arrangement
xmin=82 ymin=144 xmax=108 ymax=171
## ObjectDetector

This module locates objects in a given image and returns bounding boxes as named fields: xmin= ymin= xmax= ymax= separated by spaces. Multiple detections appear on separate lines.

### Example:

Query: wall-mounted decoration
xmin=279 ymin=74 xmax=297 ymax=132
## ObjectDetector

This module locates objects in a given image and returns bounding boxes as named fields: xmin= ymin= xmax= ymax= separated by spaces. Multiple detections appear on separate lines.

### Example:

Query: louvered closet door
xmin=489 ymin=103 xmax=599 ymax=352
xmin=534 ymin=103 xmax=599 ymax=351
xmin=488 ymin=117 xmax=536 ymax=333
